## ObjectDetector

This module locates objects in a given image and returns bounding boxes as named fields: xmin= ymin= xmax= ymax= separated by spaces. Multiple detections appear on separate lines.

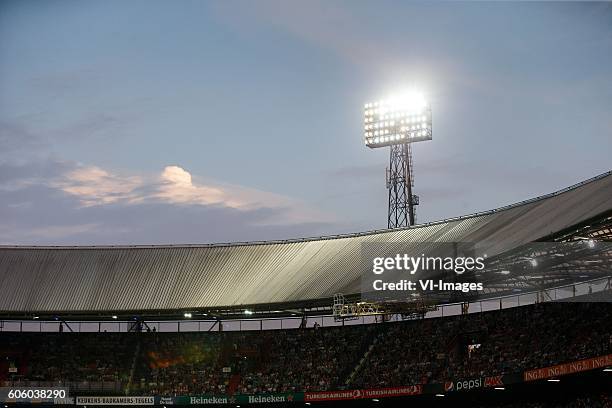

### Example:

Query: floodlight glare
xmin=363 ymin=91 xmax=432 ymax=148
xmin=386 ymin=91 xmax=426 ymax=113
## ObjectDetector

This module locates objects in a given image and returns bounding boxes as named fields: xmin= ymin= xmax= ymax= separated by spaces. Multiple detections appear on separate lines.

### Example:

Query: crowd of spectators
xmin=351 ymin=317 xmax=450 ymax=387
xmin=131 ymin=332 xmax=228 ymax=396
xmin=439 ymin=302 xmax=612 ymax=382
xmin=352 ymin=302 xmax=612 ymax=388
xmin=3 ymin=333 xmax=136 ymax=384
xmin=235 ymin=324 xmax=375 ymax=394
xmin=2 ymin=302 xmax=610 ymax=397
xmin=129 ymin=324 xmax=375 ymax=395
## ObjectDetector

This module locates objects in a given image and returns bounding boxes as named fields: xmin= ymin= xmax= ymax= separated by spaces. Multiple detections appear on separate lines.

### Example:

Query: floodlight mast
xmin=363 ymin=93 xmax=431 ymax=228
xmin=387 ymin=143 xmax=416 ymax=227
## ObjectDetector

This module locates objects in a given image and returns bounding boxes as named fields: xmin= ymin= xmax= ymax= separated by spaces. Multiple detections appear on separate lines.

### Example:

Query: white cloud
xmin=49 ymin=164 xmax=333 ymax=226
xmin=154 ymin=166 xmax=334 ymax=225
xmin=53 ymin=166 xmax=143 ymax=207
xmin=154 ymin=165 xmax=239 ymax=208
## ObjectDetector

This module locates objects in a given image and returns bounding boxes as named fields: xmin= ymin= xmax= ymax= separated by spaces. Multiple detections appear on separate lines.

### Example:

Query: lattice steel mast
xmin=386 ymin=143 xmax=419 ymax=227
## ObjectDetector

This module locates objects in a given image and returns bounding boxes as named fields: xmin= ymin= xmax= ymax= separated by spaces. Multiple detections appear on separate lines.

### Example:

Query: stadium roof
xmin=0 ymin=171 xmax=611 ymax=319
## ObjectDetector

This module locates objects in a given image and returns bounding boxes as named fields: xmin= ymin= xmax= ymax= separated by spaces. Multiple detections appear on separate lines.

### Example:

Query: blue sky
xmin=1 ymin=0 xmax=611 ymax=244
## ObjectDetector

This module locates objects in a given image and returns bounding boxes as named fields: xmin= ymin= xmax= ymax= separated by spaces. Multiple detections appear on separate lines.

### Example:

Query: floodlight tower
xmin=363 ymin=93 xmax=432 ymax=228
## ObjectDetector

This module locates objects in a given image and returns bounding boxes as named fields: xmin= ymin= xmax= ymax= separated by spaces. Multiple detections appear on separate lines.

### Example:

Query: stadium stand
xmin=354 ymin=302 xmax=612 ymax=388
xmin=2 ymin=302 xmax=610 ymax=398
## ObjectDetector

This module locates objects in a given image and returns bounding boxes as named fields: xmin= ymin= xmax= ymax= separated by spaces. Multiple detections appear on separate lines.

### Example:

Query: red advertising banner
xmin=304 ymin=390 xmax=362 ymax=402
xmin=362 ymin=386 xmax=422 ymax=398
xmin=524 ymin=354 xmax=612 ymax=382
xmin=305 ymin=385 xmax=422 ymax=402
xmin=484 ymin=375 xmax=503 ymax=387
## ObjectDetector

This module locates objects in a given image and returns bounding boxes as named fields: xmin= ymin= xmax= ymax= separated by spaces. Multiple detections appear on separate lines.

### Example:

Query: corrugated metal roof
xmin=1 ymin=171 xmax=611 ymax=313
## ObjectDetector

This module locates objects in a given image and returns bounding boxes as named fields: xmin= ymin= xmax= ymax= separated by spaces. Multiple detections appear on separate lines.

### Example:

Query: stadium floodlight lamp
xmin=112 ymin=315 xmax=118 ymax=319
xmin=364 ymin=91 xmax=432 ymax=148
xmin=33 ymin=316 xmax=39 ymax=320
xmin=183 ymin=312 xmax=192 ymax=318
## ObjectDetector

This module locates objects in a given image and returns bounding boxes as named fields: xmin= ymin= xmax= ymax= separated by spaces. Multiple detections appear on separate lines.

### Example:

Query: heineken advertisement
xmin=241 ymin=393 xmax=301 ymax=403
xmin=154 ymin=393 xmax=303 ymax=405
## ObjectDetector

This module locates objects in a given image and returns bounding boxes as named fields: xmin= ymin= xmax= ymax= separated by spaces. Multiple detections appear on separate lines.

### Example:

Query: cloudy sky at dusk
xmin=1 ymin=0 xmax=611 ymax=245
